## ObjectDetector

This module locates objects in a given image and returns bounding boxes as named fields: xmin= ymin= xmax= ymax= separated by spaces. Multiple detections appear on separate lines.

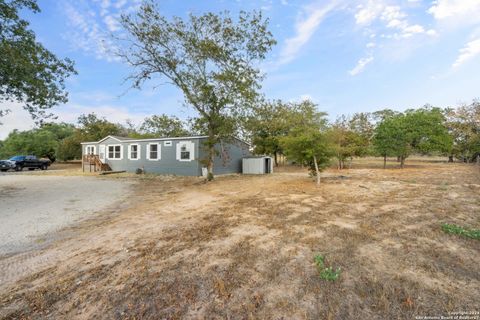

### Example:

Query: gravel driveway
xmin=0 ymin=174 xmax=133 ymax=256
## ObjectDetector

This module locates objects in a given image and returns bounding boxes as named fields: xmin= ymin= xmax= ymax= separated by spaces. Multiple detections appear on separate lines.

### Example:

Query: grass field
xmin=0 ymin=158 xmax=479 ymax=319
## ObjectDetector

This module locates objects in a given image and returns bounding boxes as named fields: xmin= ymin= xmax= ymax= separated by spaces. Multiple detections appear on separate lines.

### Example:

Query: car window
xmin=9 ymin=156 xmax=25 ymax=161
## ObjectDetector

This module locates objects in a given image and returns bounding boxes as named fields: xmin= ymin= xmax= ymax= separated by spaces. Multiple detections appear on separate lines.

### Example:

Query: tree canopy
xmin=0 ymin=0 xmax=76 ymax=123
xmin=139 ymin=114 xmax=190 ymax=138
xmin=327 ymin=114 xmax=371 ymax=169
xmin=117 ymin=3 xmax=276 ymax=180
xmin=445 ymin=101 xmax=480 ymax=162
xmin=0 ymin=123 xmax=75 ymax=162
xmin=280 ymin=101 xmax=333 ymax=185
xmin=373 ymin=107 xmax=452 ymax=168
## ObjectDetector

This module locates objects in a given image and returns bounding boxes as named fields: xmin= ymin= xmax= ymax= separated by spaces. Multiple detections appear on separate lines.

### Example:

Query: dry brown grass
xmin=0 ymin=159 xmax=479 ymax=319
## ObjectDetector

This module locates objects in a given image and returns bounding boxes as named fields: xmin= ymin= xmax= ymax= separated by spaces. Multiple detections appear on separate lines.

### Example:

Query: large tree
xmin=140 ymin=114 xmax=189 ymax=138
xmin=445 ymin=101 xmax=480 ymax=162
xmin=0 ymin=0 xmax=76 ymax=123
xmin=77 ymin=113 xmax=122 ymax=142
xmin=246 ymin=100 xmax=293 ymax=166
xmin=373 ymin=107 xmax=452 ymax=168
xmin=0 ymin=123 xmax=75 ymax=162
xmin=327 ymin=114 xmax=371 ymax=170
xmin=280 ymin=101 xmax=333 ymax=185
xmin=117 ymin=2 xmax=276 ymax=180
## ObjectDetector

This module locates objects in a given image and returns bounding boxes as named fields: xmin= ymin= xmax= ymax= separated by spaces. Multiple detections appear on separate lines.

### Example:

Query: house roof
xmin=81 ymin=135 xmax=251 ymax=146
xmin=110 ymin=136 xmax=136 ymax=141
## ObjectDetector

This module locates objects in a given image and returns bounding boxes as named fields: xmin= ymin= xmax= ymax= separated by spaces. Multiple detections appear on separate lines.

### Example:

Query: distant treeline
xmin=247 ymin=99 xmax=479 ymax=170
xmin=0 ymin=100 xmax=478 ymax=168
xmin=0 ymin=114 xmax=191 ymax=162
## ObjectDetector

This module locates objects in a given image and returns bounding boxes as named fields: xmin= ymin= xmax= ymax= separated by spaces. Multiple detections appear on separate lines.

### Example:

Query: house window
xmin=86 ymin=145 xmax=96 ymax=155
xmin=176 ymin=141 xmax=194 ymax=162
xmin=147 ymin=143 xmax=161 ymax=161
xmin=129 ymin=144 xmax=140 ymax=160
xmin=180 ymin=145 xmax=190 ymax=160
xmin=108 ymin=145 xmax=122 ymax=160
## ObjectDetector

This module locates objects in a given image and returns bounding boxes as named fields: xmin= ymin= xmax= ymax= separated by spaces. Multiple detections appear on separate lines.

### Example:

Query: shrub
xmin=441 ymin=223 xmax=480 ymax=240
xmin=314 ymin=254 xmax=341 ymax=281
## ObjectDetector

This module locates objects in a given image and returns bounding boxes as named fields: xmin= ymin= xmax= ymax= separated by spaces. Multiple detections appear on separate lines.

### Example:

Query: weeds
xmin=314 ymin=254 xmax=341 ymax=281
xmin=441 ymin=223 xmax=480 ymax=240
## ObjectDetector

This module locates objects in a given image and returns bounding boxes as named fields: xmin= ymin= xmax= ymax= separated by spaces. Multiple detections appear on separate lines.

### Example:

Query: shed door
xmin=99 ymin=145 xmax=106 ymax=162
xmin=265 ymin=158 xmax=271 ymax=174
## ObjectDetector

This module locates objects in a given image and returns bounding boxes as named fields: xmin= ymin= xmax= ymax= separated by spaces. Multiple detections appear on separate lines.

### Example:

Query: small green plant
xmin=438 ymin=181 xmax=449 ymax=191
xmin=314 ymin=254 xmax=341 ymax=281
xmin=441 ymin=223 xmax=480 ymax=240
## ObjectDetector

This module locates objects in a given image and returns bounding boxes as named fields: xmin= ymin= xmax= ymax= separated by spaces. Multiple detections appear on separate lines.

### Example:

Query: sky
xmin=1 ymin=0 xmax=480 ymax=139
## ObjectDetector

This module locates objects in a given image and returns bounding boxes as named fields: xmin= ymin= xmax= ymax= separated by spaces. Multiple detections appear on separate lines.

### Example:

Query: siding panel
xmin=83 ymin=136 xmax=250 ymax=176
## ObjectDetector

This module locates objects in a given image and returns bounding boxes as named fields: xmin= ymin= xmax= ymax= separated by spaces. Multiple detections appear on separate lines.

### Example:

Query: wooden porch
xmin=82 ymin=154 xmax=111 ymax=172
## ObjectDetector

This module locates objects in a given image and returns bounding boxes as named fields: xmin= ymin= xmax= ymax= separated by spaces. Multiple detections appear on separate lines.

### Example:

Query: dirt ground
xmin=0 ymin=174 xmax=133 ymax=256
xmin=0 ymin=159 xmax=478 ymax=319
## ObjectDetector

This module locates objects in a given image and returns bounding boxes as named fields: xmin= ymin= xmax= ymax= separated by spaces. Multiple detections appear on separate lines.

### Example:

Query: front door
xmin=99 ymin=145 xmax=106 ymax=162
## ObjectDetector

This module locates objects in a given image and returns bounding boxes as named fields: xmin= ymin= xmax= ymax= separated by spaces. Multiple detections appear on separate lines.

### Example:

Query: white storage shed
xmin=242 ymin=156 xmax=273 ymax=174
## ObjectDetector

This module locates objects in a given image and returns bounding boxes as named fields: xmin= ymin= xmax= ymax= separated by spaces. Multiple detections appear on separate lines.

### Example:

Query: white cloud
xmin=104 ymin=14 xmax=120 ymax=32
xmin=278 ymin=1 xmax=338 ymax=65
xmin=349 ymin=56 xmax=374 ymax=76
xmin=354 ymin=1 xmax=384 ymax=26
xmin=380 ymin=5 xmax=435 ymax=38
xmin=428 ymin=0 xmax=480 ymax=20
xmin=354 ymin=2 xmax=436 ymax=40
xmin=63 ymin=3 xmax=120 ymax=62
xmin=452 ymin=38 xmax=480 ymax=68
xmin=62 ymin=0 xmax=142 ymax=62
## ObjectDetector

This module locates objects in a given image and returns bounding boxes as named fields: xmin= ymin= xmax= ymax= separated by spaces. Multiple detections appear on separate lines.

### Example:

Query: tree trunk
xmin=274 ymin=151 xmax=278 ymax=167
xmin=313 ymin=155 xmax=320 ymax=186
xmin=207 ymin=145 xmax=214 ymax=181
xmin=448 ymin=155 xmax=454 ymax=163
xmin=400 ymin=155 xmax=405 ymax=169
xmin=206 ymin=126 xmax=215 ymax=181
xmin=383 ymin=155 xmax=387 ymax=169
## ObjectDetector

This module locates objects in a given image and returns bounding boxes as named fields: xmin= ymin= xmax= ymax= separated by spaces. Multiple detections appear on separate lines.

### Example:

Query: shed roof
xmin=243 ymin=156 xmax=272 ymax=159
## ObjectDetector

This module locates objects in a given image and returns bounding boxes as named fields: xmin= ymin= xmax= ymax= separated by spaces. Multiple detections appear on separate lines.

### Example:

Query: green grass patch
xmin=314 ymin=254 xmax=341 ymax=281
xmin=441 ymin=223 xmax=480 ymax=240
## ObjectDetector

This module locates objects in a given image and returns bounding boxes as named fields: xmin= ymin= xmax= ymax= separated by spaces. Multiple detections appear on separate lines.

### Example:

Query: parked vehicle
xmin=0 ymin=160 xmax=16 ymax=172
xmin=8 ymin=155 xmax=51 ymax=171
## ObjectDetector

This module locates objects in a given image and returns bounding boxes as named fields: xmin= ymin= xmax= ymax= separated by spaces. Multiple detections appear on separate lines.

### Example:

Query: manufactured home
xmin=81 ymin=135 xmax=251 ymax=176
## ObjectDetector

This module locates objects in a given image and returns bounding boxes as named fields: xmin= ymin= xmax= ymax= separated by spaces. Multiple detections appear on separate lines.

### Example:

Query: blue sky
xmin=1 ymin=0 xmax=480 ymax=138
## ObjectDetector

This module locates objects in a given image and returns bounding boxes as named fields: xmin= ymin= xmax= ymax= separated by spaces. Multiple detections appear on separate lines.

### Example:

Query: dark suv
xmin=0 ymin=160 xmax=16 ymax=172
xmin=9 ymin=155 xmax=51 ymax=171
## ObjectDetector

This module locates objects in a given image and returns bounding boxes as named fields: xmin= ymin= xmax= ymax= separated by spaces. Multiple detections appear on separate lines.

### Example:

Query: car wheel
xmin=41 ymin=164 xmax=47 ymax=170
xmin=15 ymin=165 xmax=23 ymax=171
